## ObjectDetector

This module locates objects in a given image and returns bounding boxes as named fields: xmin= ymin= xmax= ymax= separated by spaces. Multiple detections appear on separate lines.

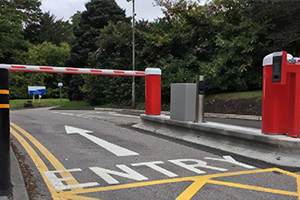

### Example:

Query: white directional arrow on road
xmin=65 ymin=125 xmax=139 ymax=157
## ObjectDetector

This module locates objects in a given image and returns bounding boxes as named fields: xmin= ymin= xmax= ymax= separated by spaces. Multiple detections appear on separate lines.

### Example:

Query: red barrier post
xmin=145 ymin=68 xmax=161 ymax=115
xmin=262 ymin=52 xmax=290 ymax=134
xmin=262 ymin=51 xmax=300 ymax=137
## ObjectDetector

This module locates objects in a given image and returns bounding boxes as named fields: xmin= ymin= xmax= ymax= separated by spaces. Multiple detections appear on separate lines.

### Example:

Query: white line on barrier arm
xmin=0 ymin=64 xmax=146 ymax=76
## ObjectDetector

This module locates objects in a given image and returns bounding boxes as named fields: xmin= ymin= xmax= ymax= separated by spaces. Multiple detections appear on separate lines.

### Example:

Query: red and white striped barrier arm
xmin=293 ymin=57 xmax=300 ymax=64
xmin=0 ymin=64 xmax=145 ymax=76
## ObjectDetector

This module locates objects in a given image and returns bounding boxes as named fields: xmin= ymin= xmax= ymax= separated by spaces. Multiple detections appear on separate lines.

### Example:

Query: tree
xmin=69 ymin=0 xmax=127 ymax=68
xmin=84 ymin=21 xmax=139 ymax=105
xmin=24 ymin=11 xmax=75 ymax=46
xmin=0 ymin=0 xmax=42 ymax=63
xmin=9 ymin=42 xmax=71 ymax=99
xmin=197 ymin=0 xmax=265 ymax=92
xmin=70 ymin=11 xmax=82 ymax=32
xmin=150 ymin=0 xmax=267 ymax=94
xmin=67 ymin=0 xmax=127 ymax=102
xmin=139 ymin=1 xmax=209 ymax=102
xmin=246 ymin=0 xmax=300 ymax=55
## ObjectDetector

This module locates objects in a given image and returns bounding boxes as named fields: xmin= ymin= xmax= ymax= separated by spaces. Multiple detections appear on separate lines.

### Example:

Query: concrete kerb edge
xmin=139 ymin=114 xmax=300 ymax=149
xmin=95 ymin=107 xmax=262 ymax=121
xmin=135 ymin=115 xmax=300 ymax=167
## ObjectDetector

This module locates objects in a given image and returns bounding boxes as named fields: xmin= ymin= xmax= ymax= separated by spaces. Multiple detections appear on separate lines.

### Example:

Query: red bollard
xmin=145 ymin=68 xmax=161 ymax=115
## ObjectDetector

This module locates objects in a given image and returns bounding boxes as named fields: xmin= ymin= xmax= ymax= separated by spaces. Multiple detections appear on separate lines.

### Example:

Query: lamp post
xmin=126 ymin=0 xmax=136 ymax=108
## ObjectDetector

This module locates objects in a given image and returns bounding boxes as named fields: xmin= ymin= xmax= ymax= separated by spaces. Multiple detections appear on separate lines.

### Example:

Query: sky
xmin=40 ymin=0 xmax=165 ymax=22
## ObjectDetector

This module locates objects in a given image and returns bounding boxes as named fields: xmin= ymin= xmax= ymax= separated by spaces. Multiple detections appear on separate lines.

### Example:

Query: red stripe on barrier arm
xmin=135 ymin=72 xmax=145 ymax=75
xmin=11 ymin=65 xmax=26 ymax=69
xmin=39 ymin=67 xmax=54 ymax=70
xmin=66 ymin=68 xmax=79 ymax=71
xmin=90 ymin=69 xmax=103 ymax=72
xmin=113 ymin=70 xmax=125 ymax=74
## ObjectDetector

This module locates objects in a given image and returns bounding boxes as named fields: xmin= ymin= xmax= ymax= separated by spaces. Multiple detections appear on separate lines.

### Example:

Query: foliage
xmin=84 ymin=21 xmax=145 ymax=105
xmin=201 ymin=0 xmax=265 ymax=92
xmin=0 ymin=0 xmax=41 ymax=63
xmin=24 ymin=11 xmax=75 ymax=46
xmin=67 ymin=74 xmax=85 ymax=101
xmin=69 ymin=0 xmax=127 ymax=68
xmin=67 ymin=0 xmax=128 ymax=103
xmin=9 ymin=42 xmax=70 ymax=99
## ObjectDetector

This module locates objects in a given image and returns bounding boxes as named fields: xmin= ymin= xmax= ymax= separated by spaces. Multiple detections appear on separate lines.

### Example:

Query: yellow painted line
xmin=0 ymin=104 xmax=9 ymax=108
xmin=297 ymin=177 xmax=300 ymax=200
xmin=176 ymin=178 xmax=208 ymax=200
xmin=10 ymin=123 xmax=98 ymax=200
xmin=66 ymin=167 xmax=300 ymax=197
xmin=207 ymin=179 xmax=298 ymax=196
xmin=274 ymin=168 xmax=300 ymax=179
xmin=10 ymin=128 xmax=56 ymax=196
xmin=53 ymin=194 xmax=100 ymax=200
xmin=62 ymin=176 xmax=199 ymax=196
xmin=68 ymin=169 xmax=270 ymax=195
xmin=206 ymin=168 xmax=278 ymax=179
xmin=0 ymin=90 xmax=9 ymax=94
xmin=11 ymin=122 xmax=82 ymax=189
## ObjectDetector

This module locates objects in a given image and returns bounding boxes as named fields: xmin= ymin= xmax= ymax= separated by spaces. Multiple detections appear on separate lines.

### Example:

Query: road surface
xmin=10 ymin=108 xmax=300 ymax=199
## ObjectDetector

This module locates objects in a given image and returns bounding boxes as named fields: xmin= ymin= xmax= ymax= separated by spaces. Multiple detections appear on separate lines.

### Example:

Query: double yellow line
xmin=0 ymin=89 xmax=9 ymax=108
xmin=10 ymin=122 xmax=98 ymax=200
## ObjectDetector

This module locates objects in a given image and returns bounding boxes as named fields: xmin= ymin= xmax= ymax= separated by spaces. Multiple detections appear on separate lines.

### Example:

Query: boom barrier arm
xmin=0 ymin=64 xmax=145 ymax=76
xmin=0 ymin=64 xmax=161 ymax=115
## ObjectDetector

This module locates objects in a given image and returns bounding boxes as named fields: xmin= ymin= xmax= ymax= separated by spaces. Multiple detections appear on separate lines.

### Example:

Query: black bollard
xmin=0 ymin=69 xmax=11 ymax=195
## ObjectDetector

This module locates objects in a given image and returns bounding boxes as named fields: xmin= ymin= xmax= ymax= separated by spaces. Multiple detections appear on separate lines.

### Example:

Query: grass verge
xmin=51 ymin=101 xmax=94 ymax=110
xmin=10 ymin=99 xmax=69 ymax=110
xmin=205 ymin=90 xmax=262 ymax=101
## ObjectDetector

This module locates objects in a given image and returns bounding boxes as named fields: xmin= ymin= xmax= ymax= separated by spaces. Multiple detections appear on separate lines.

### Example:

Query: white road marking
xmin=44 ymin=155 xmax=257 ymax=188
xmin=204 ymin=156 xmax=256 ymax=169
xmin=169 ymin=159 xmax=228 ymax=174
xmin=44 ymin=168 xmax=99 ymax=190
xmin=132 ymin=161 xmax=178 ymax=177
xmin=65 ymin=125 xmax=139 ymax=157
xmin=90 ymin=165 xmax=148 ymax=184
xmin=52 ymin=111 xmax=139 ymax=119
xmin=61 ymin=113 xmax=75 ymax=116
xmin=107 ymin=112 xmax=140 ymax=119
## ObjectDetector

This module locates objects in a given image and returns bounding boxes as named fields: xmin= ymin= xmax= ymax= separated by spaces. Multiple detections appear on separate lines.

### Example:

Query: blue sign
xmin=28 ymin=86 xmax=46 ymax=95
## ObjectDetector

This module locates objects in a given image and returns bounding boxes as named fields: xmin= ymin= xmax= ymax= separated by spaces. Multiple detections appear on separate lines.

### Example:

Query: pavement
xmin=2 ymin=109 xmax=299 ymax=199
xmin=0 ymin=148 xmax=29 ymax=200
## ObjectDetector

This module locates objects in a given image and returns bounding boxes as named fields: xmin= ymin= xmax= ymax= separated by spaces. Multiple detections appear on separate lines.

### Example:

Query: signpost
xmin=28 ymin=86 xmax=46 ymax=103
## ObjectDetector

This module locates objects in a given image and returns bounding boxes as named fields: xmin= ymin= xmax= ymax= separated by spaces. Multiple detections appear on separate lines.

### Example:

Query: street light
xmin=126 ymin=0 xmax=136 ymax=108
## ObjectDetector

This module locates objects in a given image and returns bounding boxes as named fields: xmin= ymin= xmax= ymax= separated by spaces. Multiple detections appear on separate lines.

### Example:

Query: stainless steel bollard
xmin=195 ymin=75 xmax=205 ymax=123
